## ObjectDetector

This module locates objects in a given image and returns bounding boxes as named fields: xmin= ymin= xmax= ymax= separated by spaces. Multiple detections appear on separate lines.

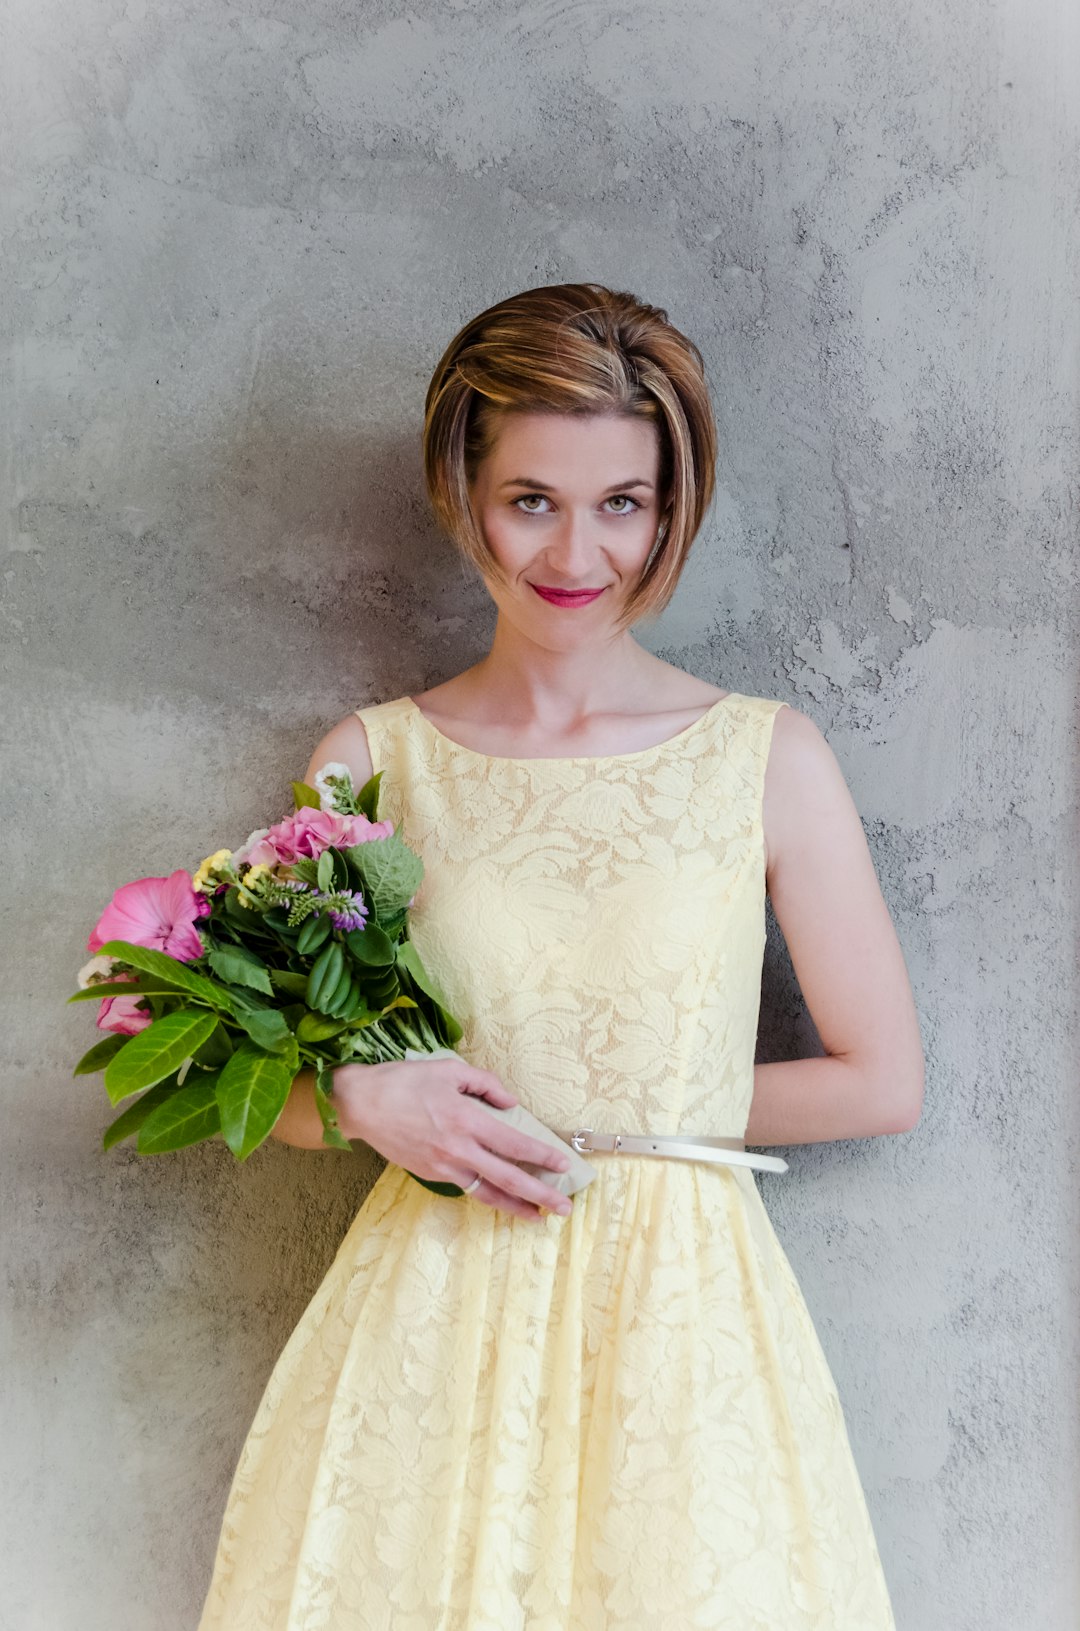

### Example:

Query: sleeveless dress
xmin=197 ymin=690 xmax=897 ymax=1631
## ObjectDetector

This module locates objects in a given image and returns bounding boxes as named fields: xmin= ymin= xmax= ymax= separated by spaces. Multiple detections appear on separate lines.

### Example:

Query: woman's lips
xmin=530 ymin=584 xmax=607 ymax=607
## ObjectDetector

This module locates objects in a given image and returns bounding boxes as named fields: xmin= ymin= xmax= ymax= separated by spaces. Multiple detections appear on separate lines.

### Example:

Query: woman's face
xmin=468 ymin=411 xmax=664 ymax=641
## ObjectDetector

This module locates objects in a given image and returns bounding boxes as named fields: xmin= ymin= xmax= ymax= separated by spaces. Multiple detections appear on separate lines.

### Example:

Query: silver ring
xmin=462 ymin=1173 xmax=483 ymax=1195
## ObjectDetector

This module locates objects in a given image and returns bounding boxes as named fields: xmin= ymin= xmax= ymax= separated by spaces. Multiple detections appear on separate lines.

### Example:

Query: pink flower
xmin=87 ymin=870 xmax=210 ymax=963
xmin=97 ymin=974 xmax=154 ymax=1036
xmin=243 ymin=807 xmax=394 ymax=868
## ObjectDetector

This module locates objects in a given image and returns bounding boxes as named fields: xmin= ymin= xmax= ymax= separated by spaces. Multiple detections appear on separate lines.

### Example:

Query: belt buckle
xmin=571 ymin=1128 xmax=621 ymax=1154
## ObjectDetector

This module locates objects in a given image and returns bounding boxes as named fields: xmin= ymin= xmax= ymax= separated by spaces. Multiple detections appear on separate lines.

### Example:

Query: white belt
xmin=555 ymin=1128 xmax=789 ymax=1175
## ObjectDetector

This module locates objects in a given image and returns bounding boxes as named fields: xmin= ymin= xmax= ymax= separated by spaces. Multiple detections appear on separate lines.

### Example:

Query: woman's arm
xmin=267 ymin=712 xmax=378 ymax=1150
xmin=745 ymin=705 xmax=925 ymax=1147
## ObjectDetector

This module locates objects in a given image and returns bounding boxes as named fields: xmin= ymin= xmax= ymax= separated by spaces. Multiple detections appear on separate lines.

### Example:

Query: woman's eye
xmin=512 ymin=493 xmax=641 ymax=514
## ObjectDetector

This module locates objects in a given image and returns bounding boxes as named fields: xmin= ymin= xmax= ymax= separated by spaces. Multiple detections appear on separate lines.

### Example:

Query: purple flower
xmin=327 ymin=891 xmax=368 ymax=933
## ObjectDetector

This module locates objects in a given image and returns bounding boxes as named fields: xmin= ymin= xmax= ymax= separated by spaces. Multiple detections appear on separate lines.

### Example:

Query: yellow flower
xmin=237 ymin=862 xmax=274 ymax=908
xmin=192 ymin=849 xmax=234 ymax=893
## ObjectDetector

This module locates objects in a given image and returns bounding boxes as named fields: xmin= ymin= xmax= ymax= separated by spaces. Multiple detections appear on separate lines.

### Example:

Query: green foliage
xmin=223 ymin=889 xmax=265 ymax=930
xmin=407 ymin=1170 xmax=467 ymax=1198
xmin=306 ymin=940 xmax=346 ymax=1011
xmin=103 ymin=1010 xmax=219 ymax=1105
xmin=206 ymin=943 xmax=274 ymax=996
xmin=230 ymin=1001 xmax=295 ymax=1054
xmin=290 ymin=858 xmax=320 ymax=889
xmin=83 ymin=774 xmax=470 ymax=1188
xmin=312 ymin=1061 xmax=353 ymax=1151
xmin=102 ymin=1075 xmax=185 ymax=1149
xmin=94 ymin=941 xmax=235 ymax=1011
xmin=269 ymin=969 xmax=310 ymax=998
xmin=297 ymin=1011 xmax=348 ymax=1042
xmin=137 ymin=1074 xmax=222 ymax=1153
xmin=215 ymin=1042 xmax=297 ymax=1160
xmin=363 ymin=966 xmax=400 ymax=1008
xmin=296 ymin=914 xmax=332 ymax=955
xmin=355 ymin=771 xmax=383 ymax=823
xmin=395 ymin=942 xmax=462 ymax=1042
xmin=191 ymin=1020 xmax=234 ymax=1068
xmin=345 ymin=832 xmax=422 ymax=925
xmin=292 ymin=780 xmax=321 ymax=810
xmin=345 ymin=923 xmax=395 ymax=967
xmin=68 ymin=977 xmax=187 ymax=1002
xmin=73 ymin=1034 xmax=129 ymax=1074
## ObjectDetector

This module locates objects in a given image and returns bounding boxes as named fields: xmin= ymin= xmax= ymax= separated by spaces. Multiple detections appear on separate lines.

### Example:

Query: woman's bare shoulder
xmin=302 ymin=710 xmax=375 ymax=791
xmin=762 ymin=703 xmax=853 ymax=875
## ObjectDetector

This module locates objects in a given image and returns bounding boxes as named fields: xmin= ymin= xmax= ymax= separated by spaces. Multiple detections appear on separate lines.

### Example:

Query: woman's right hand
xmin=332 ymin=1058 xmax=574 ymax=1221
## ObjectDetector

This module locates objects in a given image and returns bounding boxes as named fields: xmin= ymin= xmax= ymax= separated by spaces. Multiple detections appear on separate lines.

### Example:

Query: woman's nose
xmin=541 ymin=515 xmax=598 ymax=575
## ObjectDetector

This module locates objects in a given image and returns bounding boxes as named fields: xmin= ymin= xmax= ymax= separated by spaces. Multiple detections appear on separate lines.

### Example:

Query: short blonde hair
xmin=422 ymin=282 xmax=718 ymax=633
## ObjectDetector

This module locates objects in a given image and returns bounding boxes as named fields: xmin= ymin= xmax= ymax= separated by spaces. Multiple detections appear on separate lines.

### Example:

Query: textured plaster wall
xmin=3 ymin=2 xmax=1077 ymax=1627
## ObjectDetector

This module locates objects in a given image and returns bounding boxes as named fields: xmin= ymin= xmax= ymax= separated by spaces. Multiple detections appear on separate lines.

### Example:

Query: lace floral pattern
xmin=197 ymin=693 xmax=896 ymax=1630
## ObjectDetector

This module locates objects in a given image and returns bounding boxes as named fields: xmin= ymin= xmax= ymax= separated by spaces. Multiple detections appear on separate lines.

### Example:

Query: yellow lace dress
xmin=196 ymin=690 xmax=897 ymax=1631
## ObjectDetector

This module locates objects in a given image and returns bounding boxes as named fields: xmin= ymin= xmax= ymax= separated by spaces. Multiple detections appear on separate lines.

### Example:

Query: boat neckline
xmin=401 ymin=692 xmax=743 ymax=765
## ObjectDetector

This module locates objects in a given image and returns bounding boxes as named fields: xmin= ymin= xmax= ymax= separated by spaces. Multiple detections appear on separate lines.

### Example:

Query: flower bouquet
xmin=70 ymin=762 xmax=468 ymax=1195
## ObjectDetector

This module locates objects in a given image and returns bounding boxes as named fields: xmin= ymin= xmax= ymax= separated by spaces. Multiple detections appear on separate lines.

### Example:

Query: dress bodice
xmin=355 ymin=692 xmax=789 ymax=1141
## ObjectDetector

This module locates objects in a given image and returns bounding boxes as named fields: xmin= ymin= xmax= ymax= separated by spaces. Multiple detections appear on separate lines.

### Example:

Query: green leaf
xmin=395 ymin=942 xmax=463 ymax=1044
xmin=378 ymin=907 xmax=408 ymax=942
xmin=230 ymin=1002 xmax=294 ymax=1054
xmin=292 ymin=779 xmax=321 ymax=810
xmin=395 ymin=942 xmax=453 ymax=1014
xmin=103 ymin=1009 xmax=219 ymax=1105
xmin=433 ymin=1003 xmax=462 ymax=1046
xmin=365 ymin=967 xmax=400 ymax=1007
xmin=345 ymin=831 xmax=422 ymax=924
xmin=269 ymin=970 xmax=310 ymax=998
xmin=215 ymin=1042 xmax=296 ymax=1160
xmin=316 ymin=849 xmax=334 ymax=892
xmin=67 ymin=979 xmax=186 ymax=1002
xmin=137 ymin=1074 xmax=222 ymax=1153
xmin=296 ymin=1011 xmax=348 ymax=1042
xmin=289 ymin=857 xmax=320 ymax=886
xmin=206 ymin=944 xmax=274 ymax=996
xmin=74 ymin=1033 xmax=129 ymax=1075
xmin=345 ymin=922 xmax=396 ymax=967
xmin=312 ymin=1062 xmax=353 ymax=1151
xmin=223 ymin=889 xmax=264 ymax=929
xmin=102 ymin=1075 xmax=185 ymax=1150
xmin=95 ymin=941 xmax=234 ymax=1012
xmin=406 ymin=1170 xmax=467 ymax=1198
xmin=191 ymin=1020 xmax=234 ymax=1068
xmin=355 ymin=771 xmax=383 ymax=823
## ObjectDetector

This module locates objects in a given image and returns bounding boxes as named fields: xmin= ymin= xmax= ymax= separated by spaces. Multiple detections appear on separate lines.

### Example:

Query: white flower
xmin=231 ymin=827 xmax=271 ymax=866
xmin=313 ymin=761 xmax=355 ymax=813
xmin=77 ymin=954 xmax=120 ymax=989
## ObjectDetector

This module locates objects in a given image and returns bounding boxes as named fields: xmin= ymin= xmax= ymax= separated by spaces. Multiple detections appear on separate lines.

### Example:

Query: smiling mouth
xmin=530 ymin=583 xmax=608 ymax=597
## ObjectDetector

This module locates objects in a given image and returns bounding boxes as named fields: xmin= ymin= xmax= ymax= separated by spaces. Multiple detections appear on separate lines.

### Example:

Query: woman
xmin=198 ymin=282 xmax=924 ymax=1629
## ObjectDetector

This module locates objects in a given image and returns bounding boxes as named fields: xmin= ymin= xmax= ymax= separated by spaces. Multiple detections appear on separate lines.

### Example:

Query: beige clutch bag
xmin=402 ymin=1047 xmax=598 ymax=1197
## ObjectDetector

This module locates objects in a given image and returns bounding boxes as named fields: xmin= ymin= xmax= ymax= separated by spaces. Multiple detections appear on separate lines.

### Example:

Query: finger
xmin=463 ymin=1111 xmax=572 ymax=1173
xmin=444 ymin=1161 xmax=538 ymax=1219
xmin=467 ymin=1176 xmax=550 ymax=1221
xmin=463 ymin=1141 xmax=573 ymax=1213
xmin=457 ymin=1070 xmax=518 ymax=1108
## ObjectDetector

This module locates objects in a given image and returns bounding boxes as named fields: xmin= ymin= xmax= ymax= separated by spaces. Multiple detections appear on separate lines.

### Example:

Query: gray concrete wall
xmin=3 ymin=2 xmax=1076 ymax=1627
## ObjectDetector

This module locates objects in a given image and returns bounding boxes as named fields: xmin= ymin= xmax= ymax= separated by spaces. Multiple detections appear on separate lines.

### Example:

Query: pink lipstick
xmin=530 ymin=584 xmax=607 ymax=607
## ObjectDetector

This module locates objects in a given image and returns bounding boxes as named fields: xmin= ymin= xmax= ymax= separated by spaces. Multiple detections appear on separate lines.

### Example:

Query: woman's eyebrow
xmin=498 ymin=477 xmax=656 ymax=492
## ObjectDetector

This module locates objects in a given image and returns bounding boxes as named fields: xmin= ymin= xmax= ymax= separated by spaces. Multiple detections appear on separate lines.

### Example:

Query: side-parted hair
xmin=422 ymin=282 xmax=718 ymax=633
